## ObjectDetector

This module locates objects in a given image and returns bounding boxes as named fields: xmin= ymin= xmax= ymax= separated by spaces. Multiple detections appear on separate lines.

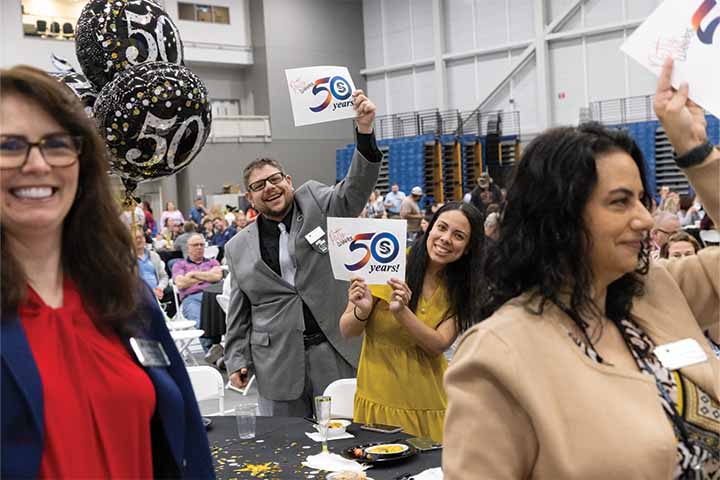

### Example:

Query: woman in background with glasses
xmin=0 ymin=66 xmax=213 ymax=478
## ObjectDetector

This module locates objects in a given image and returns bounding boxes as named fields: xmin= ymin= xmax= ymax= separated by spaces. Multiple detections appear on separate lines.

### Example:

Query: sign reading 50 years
xmin=285 ymin=66 xmax=357 ymax=127
xmin=327 ymin=218 xmax=407 ymax=285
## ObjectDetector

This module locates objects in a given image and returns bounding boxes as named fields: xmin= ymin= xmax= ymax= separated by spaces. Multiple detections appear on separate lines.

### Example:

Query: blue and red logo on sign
xmin=309 ymin=75 xmax=352 ymax=112
xmin=344 ymin=232 xmax=400 ymax=271
xmin=692 ymin=0 xmax=720 ymax=45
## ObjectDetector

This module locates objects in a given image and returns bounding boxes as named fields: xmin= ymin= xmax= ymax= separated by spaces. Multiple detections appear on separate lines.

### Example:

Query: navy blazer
xmin=1 ymin=293 xmax=215 ymax=479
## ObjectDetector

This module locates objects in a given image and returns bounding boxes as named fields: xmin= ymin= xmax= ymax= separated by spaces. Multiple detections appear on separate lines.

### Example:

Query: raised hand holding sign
xmin=327 ymin=217 xmax=407 ymax=285
xmin=285 ymin=66 xmax=359 ymax=127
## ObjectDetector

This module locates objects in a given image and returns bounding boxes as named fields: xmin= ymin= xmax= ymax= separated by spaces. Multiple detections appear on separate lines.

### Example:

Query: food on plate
xmin=364 ymin=444 xmax=407 ymax=455
xmin=328 ymin=421 xmax=346 ymax=429
xmin=325 ymin=471 xmax=368 ymax=480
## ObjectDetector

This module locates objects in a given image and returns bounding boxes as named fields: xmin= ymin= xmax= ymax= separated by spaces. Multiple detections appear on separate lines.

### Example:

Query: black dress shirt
xmin=257 ymin=205 xmax=322 ymax=336
xmin=356 ymin=130 xmax=382 ymax=164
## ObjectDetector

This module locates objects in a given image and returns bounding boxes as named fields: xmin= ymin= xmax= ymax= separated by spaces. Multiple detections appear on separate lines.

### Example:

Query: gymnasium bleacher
xmin=339 ymin=95 xmax=719 ymax=203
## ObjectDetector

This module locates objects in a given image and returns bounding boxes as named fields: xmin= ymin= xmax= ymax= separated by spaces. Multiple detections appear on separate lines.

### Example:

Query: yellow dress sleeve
xmin=369 ymin=284 xmax=393 ymax=304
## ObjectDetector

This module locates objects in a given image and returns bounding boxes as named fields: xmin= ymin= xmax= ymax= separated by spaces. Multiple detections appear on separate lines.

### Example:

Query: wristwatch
xmin=675 ymin=141 xmax=716 ymax=168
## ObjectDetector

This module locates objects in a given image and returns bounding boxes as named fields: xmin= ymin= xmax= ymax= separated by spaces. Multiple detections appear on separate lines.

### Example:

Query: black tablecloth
xmin=682 ymin=226 xmax=703 ymax=246
xmin=200 ymin=282 xmax=226 ymax=339
xmin=207 ymin=416 xmax=441 ymax=479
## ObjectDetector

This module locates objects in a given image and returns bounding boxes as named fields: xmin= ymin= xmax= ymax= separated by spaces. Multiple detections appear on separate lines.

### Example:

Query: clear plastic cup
xmin=235 ymin=403 xmax=257 ymax=439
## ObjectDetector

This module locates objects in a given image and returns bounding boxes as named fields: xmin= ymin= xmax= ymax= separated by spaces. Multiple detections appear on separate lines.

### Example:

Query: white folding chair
xmin=216 ymin=294 xmax=229 ymax=314
xmin=205 ymin=245 xmax=220 ymax=259
xmin=171 ymin=329 xmax=205 ymax=366
xmin=164 ymin=280 xmax=196 ymax=329
xmin=155 ymin=294 xmax=195 ymax=331
xmin=322 ymin=378 xmax=357 ymax=419
xmin=187 ymin=366 xmax=225 ymax=415
xmin=216 ymin=270 xmax=232 ymax=314
xmin=700 ymin=229 xmax=720 ymax=246
xmin=168 ymin=281 xmax=207 ymax=364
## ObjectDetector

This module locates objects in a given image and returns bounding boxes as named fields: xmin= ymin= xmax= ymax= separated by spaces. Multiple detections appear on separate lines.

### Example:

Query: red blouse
xmin=19 ymin=280 xmax=156 ymax=479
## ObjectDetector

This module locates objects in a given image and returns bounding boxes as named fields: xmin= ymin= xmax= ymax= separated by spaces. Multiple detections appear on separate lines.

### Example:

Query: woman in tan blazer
xmin=443 ymin=59 xmax=719 ymax=479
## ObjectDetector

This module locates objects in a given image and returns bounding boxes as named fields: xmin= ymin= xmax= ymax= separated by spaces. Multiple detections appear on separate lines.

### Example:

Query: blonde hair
xmin=660 ymin=193 xmax=680 ymax=214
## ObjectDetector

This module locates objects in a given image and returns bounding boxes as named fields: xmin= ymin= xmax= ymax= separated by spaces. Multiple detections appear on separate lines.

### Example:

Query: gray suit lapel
xmin=245 ymin=221 xmax=290 ymax=286
xmin=244 ymin=222 xmax=263 ymax=266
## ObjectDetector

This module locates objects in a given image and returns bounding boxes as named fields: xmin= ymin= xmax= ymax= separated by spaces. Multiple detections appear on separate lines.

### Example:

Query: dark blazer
xmin=1 ymin=293 xmax=214 ymax=479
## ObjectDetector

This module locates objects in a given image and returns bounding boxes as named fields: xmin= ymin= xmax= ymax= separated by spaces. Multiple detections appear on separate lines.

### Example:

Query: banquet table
xmin=207 ymin=416 xmax=442 ymax=479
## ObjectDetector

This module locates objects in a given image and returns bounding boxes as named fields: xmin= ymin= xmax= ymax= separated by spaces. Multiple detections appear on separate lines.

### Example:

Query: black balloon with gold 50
xmin=75 ymin=0 xmax=183 ymax=91
xmin=93 ymin=62 xmax=211 ymax=194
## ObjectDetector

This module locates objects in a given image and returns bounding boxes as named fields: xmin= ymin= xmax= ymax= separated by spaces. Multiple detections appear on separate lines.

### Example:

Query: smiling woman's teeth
xmin=12 ymin=187 xmax=53 ymax=199
xmin=435 ymin=244 xmax=450 ymax=254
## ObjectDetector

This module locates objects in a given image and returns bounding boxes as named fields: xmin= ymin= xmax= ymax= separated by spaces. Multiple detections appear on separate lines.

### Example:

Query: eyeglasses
xmin=0 ymin=134 xmax=83 ymax=169
xmin=656 ymin=228 xmax=679 ymax=236
xmin=248 ymin=171 xmax=285 ymax=192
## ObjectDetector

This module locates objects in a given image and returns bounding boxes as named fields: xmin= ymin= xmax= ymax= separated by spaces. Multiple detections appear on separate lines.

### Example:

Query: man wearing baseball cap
xmin=469 ymin=172 xmax=501 ymax=214
xmin=400 ymin=186 xmax=424 ymax=240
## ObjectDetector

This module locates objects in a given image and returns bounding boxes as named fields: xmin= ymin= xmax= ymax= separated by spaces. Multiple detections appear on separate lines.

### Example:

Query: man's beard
xmin=257 ymin=195 xmax=293 ymax=219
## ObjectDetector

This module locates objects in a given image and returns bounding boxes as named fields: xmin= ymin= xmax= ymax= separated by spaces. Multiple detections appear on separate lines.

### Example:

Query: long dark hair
xmin=1 ymin=66 xmax=140 ymax=334
xmin=482 ymin=122 xmax=652 ymax=344
xmin=406 ymin=201 xmax=485 ymax=332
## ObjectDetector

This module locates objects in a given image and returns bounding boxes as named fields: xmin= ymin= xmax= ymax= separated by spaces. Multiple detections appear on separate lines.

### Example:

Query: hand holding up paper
xmin=621 ymin=0 xmax=720 ymax=118
xmin=352 ymin=89 xmax=376 ymax=134
xmin=653 ymin=58 xmax=709 ymax=156
xmin=327 ymin=217 xmax=407 ymax=285
xmin=285 ymin=66 xmax=361 ymax=127
xmin=347 ymin=277 xmax=374 ymax=318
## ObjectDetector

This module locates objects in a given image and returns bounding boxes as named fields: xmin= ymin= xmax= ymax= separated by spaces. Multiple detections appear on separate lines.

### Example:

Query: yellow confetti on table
xmin=236 ymin=462 xmax=282 ymax=478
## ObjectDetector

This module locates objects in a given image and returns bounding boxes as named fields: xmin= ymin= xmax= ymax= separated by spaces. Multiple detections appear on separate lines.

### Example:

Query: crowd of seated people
xmin=122 ymin=198 xmax=253 ymax=362
xmin=171 ymin=233 xmax=224 ymax=352
xmin=132 ymin=227 xmax=176 ymax=317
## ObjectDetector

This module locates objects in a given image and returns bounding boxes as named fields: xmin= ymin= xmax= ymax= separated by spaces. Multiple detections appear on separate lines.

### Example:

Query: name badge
xmin=130 ymin=338 xmax=171 ymax=367
xmin=305 ymin=226 xmax=328 ymax=254
xmin=653 ymin=338 xmax=708 ymax=371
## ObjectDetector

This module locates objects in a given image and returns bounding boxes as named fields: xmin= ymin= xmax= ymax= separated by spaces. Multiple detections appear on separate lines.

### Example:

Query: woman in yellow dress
xmin=339 ymin=202 xmax=485 ymax=441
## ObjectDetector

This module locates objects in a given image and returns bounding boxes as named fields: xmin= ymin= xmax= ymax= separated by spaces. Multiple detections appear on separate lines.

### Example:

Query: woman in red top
xmin=143 ymin=200 xmax=157 ymax=236
xmin=1 ymin=66 xmax=213 ymax=478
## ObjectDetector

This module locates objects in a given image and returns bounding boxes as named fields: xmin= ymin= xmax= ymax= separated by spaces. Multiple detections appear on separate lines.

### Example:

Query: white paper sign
xmin=285 ymin=66 xmax=357 ymax=127
xmin=327 ymin=217 xmax=407 ymax=285
xmin=620 ymin=0 xmax=720 ymax=118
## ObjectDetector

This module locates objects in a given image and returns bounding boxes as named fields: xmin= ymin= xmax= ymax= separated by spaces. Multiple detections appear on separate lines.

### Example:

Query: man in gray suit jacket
xmin=224 ymin=90 xmax=380 ymax=416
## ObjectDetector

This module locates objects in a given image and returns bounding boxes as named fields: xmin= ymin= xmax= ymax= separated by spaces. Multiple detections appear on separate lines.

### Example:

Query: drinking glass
xmin=235 ymin=403 xmax=257 ymax=439
xmin=314 ymin=395 xmax=332 ymax=454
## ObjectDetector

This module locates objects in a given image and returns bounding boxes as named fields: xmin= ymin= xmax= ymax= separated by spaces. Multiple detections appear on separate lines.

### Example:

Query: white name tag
xmin=653 ymin=338 xmax=708 ymax=371
xmin=130 ymin=338 xmax=171 ymax=367
xmin=305 ymin=226 xmax=325 ymax=244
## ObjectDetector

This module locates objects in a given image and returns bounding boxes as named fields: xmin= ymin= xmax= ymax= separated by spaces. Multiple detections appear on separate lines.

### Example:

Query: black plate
xmin=203 ymin=417 xmax=212 ymax=430
xmin=341 ymin=441 xmax=417 ymax=464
